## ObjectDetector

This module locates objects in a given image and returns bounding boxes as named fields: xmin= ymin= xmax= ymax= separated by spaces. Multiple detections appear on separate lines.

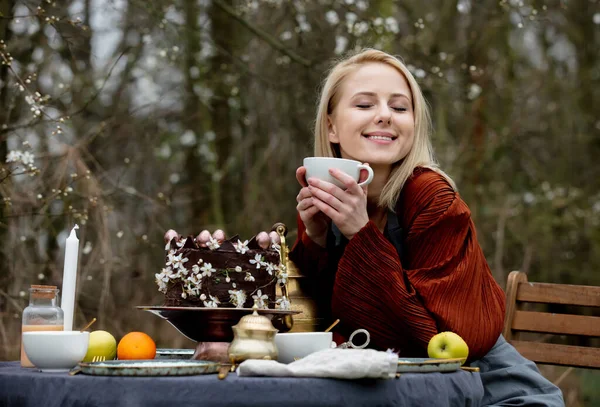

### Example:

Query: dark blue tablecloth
xmin=0 ymin=361 xmax=483 ymax=407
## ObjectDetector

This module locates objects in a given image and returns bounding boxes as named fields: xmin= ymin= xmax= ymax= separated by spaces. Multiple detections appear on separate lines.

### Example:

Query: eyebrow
xmin=351 ymin=91 xmax=412 ymax=102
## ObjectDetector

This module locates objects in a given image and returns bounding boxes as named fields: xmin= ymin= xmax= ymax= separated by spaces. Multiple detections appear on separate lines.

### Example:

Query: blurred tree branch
xmin=212 ymin=0 xmax=312 ymax=67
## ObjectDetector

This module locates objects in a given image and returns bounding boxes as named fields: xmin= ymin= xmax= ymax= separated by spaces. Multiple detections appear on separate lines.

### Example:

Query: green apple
xmin=427 ymin=331 xmax=469 ymax=363
xmin=83 ymin=330 xmax=117 ymax=362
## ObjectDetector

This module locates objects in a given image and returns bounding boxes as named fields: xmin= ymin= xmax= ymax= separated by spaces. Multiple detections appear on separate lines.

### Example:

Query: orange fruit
xmin=117 ymin=332 xmax=157 ymax=360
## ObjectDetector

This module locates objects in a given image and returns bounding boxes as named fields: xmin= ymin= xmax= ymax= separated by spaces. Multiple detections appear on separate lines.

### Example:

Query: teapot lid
xmin=234 ymin=304 xmax=277 ymax=332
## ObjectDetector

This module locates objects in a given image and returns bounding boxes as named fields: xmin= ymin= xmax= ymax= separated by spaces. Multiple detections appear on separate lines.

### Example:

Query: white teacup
xmin=274 ymin=332 xmax=333 ymax=364
xmin=303 ymin=157 xmax=374 ymax=189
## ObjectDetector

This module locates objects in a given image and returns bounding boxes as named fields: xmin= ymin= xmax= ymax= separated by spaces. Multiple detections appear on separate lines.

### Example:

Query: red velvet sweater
xmin=289 ymin=168 xmax=506 ymax=360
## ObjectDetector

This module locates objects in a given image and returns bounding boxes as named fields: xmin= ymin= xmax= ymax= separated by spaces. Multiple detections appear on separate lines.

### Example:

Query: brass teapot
xmin=227 ymin=305 xmax=278 ymax=364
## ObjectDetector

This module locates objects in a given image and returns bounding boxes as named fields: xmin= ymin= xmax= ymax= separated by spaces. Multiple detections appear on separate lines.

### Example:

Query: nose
xmin=374 ymin=104 xmax=392 ymax=125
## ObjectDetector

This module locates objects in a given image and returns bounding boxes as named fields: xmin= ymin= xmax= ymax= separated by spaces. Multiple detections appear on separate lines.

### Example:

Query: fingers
xmin=358 ymin=164 xmax=370 ymax=194
xmin=296 ymin=187 xmax=313 ymax=203
xmin=296 ymin=166 xmax=308 ymax=188
xmin=307 ymin=183 xmax=343 ymax=211
xmin=296 ymin=197 xmax=314 ymax=211
xmin=328 ymin=168 xmax=363 ymax=194
xmin=310 ymin=195 xmax=339 ymax=223
xmin=164 ymin=229 xmax=179 ymax=244
xmin=297 ymin=202 xmax=321 ymax=221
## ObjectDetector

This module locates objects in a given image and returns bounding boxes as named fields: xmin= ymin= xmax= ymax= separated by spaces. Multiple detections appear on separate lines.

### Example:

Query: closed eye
xmin=356 ymin=105 xmax=372 ymax=109
xmin=392 ymin=107 xmax=408 ymax=112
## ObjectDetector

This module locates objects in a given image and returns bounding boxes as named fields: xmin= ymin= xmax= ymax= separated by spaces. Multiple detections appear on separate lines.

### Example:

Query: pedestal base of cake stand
xmin=137 ymin=306 xmax=301 ymax=363
xmin=192 ymin=342 xmax=230 ymax=363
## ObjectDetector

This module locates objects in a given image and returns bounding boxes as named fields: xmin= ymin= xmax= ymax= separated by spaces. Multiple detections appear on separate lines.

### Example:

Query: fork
xmin=69 ymin=355 xmax=106 ymax=376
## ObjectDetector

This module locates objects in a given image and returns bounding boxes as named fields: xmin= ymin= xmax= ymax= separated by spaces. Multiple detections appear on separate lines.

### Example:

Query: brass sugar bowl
xmin=227 ymin=305 xmax=279 ymax=364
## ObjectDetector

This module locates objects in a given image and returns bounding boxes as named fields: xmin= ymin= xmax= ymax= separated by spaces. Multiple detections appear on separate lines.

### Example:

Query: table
xmin=0 ymin=361 xmax=483 ymax=407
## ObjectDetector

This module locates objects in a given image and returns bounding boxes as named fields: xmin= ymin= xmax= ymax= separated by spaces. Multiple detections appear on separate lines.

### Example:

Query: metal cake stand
xmin=137 ymin=306 xmax=300 ymax=363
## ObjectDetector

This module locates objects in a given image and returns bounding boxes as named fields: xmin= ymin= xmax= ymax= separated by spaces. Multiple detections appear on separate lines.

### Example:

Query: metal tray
xmin=78 ymin=359 xmax=220 ymax=376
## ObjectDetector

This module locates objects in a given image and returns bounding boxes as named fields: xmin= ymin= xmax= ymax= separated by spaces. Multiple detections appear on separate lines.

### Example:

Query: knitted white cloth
xmin=237 ymin=348 xmax=398 ymax=380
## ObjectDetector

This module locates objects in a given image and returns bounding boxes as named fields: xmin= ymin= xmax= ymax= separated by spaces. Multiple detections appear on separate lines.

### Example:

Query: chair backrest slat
xmin=511 ymin=340 xmax=600 ymax=369
xmin=517 ymin=282 xmax=600 ymax=307
xmin=512 ymin=310 xmax=600 ymax=337
xmin=504 ymin=270 xmax=600 ymax=369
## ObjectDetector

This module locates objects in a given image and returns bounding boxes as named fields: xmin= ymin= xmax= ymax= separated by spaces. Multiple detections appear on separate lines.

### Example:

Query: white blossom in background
xmin=280 ymin=31 xmax=292 ymax=41
xmin=523 ymin=192 xmax=536 ymax=204
xmin=235 ymin=266 xmax=243 ymax=272
xmin=6 ymin=150 xmax=36 ymax=169
xmin=593 ymin=13 xmax=600 ymax=25
xmin=179 ymin=130 xmax=197 ymax=146
xmin=244 ymin=272 xmax=255 ymax=282
xmin=345 ymin=12 xmax=357 ymax=26
xmin=356 ymin=0 xmax=368 ymax=11
xmin=457 ymin=0 xmax=471 ymax=14
xmin=468 ymin=84 xmax=482 ymax=100
xmin=82 ymin=241 xmax=92 ymax=255
xmin=385 ymin=17 xmax=399 ymax=34
xmin=414 ymin=69 xmax=426 ymax=79
xmin=353 ymin=21 xmax=369 ymax=36
xmin=6 ymin=151 xmax=23 ymax=163
xmin=334 ymin=36 xmax=348 ymax=55
xmin=295 ymin=14 xmax=311 ymax=32
xmin=325 ymin=10 xmax=339 ymax=25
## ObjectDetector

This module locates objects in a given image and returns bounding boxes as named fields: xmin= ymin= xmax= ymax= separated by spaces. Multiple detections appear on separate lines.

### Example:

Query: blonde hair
xmin=314 ymin=48 xmax=456 ymax=210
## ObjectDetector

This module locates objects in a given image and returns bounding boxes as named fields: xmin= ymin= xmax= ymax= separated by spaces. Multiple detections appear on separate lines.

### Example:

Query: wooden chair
xmin=503 ymin=270 xmax=600 ymax=369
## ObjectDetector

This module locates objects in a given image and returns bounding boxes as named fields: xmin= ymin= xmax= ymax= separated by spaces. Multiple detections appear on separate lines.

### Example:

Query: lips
xmin=362 ymin=132 xmax=397 ymax=141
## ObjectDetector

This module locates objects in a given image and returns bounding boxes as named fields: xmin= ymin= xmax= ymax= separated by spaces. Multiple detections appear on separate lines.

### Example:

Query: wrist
xmin=305 ymin=229 xmax=327 ymax=248
xmin=343 ymin=220 xmax=369 ymax=241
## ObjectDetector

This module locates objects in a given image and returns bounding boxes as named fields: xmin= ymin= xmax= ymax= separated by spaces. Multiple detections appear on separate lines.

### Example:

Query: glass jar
xmin=20 ymin=285 xmax=64 ymax=367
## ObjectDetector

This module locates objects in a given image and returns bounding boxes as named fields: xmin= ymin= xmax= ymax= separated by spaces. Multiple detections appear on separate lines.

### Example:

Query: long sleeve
xmin=288 ymin=213 xmax=329 ymax=277
xmin=331 ymin=169 xmax=506 ymax=360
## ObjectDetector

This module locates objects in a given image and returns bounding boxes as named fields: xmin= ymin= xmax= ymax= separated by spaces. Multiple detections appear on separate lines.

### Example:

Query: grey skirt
xmin=470 ymin=335 xmax=565 ymax=406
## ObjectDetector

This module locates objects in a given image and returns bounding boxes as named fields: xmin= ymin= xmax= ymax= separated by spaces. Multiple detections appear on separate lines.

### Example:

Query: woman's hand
xmin=296 ymin=166 xmax=330 ymax=247
xmin=163 ymin=229 xmax=280 ymax=249
xmin=306 ymin=167 xmax=369 ymax=241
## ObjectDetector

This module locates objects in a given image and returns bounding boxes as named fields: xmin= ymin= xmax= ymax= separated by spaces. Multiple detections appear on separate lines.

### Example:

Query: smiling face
xmin=327 ymin=62 xmax=415 ymax=168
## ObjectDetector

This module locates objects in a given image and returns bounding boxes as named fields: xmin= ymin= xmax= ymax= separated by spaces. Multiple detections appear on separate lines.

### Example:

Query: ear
xmin=327 ymin=115 xmax=339 ymax=143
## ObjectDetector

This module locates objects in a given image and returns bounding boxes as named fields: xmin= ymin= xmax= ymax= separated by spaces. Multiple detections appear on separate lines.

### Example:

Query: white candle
xmin=61 ymin=224 xmax=80 ymax=331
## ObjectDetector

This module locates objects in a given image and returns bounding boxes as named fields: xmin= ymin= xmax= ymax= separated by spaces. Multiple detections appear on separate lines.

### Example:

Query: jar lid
xmin=233 ymin=305 xmax=277 ymax=332
xmin=29 ymin=285 xmax=59 ymax=299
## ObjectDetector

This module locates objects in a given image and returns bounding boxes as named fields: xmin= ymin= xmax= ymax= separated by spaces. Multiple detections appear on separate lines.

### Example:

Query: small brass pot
xmin=228 ymin=307 xmax=279 ymax=364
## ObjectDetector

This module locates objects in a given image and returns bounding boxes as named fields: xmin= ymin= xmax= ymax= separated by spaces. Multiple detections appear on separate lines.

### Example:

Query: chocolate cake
xmin=155 ymin=234 xmax=289 ymax=309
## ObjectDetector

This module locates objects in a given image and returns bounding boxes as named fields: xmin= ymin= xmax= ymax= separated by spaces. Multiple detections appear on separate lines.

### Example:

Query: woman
xmin=289 ymin=49 xmax=564 ymax=406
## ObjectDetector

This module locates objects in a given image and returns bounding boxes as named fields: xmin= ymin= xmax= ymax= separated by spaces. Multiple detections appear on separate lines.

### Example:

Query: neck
xmin=366 ymin=163 xmax=392 ymax=204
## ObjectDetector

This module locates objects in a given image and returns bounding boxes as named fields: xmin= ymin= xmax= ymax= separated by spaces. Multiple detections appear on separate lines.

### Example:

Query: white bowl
xmin=274 ymin=332 xmax=333 ymax=364
xmin=22 ymin=331 xmax=89 ymax=372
